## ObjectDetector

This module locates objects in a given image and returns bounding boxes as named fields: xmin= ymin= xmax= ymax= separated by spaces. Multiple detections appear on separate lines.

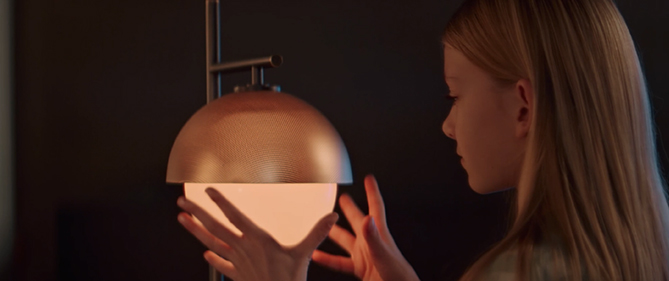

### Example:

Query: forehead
xmin=442 ymin=45 xmax=490 ymax=83
xmin=443 ymin=45 xmax=472 ymax=77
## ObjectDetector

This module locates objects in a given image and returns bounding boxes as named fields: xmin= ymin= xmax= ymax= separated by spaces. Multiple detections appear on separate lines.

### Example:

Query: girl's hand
xmin=177 ymin=188 xmax=339 ymax=281
xmin=312 ymin=175 xmax=420 ymax=281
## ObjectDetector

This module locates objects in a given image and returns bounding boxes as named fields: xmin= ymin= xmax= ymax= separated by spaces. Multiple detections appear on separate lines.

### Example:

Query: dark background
xmin=10 ymin=0 xmax=669 ymax=280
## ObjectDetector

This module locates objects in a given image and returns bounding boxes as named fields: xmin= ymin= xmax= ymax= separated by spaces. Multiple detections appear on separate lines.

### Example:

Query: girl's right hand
xmin=312 ymin=175 xmax=420 ymax=281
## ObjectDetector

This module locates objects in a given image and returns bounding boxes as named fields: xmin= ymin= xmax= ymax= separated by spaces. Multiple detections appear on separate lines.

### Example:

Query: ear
xmin=514 ymin=79 xmax=534 ymax=139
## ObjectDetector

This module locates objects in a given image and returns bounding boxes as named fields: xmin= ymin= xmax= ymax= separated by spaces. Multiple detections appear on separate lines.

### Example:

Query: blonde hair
xmin=442 ymin=0 xmax=669 ymax=280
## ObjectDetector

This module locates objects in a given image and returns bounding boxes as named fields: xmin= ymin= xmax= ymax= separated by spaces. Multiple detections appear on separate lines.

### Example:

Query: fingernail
xmin=177 ymin=197 xmax=185 ymax=206
xmin=178 ymin=214 xmax=186 ymax=224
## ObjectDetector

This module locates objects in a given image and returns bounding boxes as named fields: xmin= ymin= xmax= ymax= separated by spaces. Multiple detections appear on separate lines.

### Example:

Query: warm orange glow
xmin=184 ymin=183 xmax=337 ymax=246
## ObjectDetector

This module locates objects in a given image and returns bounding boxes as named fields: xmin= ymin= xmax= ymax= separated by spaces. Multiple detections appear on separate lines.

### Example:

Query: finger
xmin=204 ymin=250 xmax=238 ymax=280
xmin=362 ymin=215 xmax=405 ymax=279
xmin=311 ymin=250 xmax=355 ymax=275
xmin=178 ymin=212 xmax=234 ymax=259
xmin=177 ymin=196 xmax=240 ymax=246
xmin=365 ymin=175 xmax=387 ymax=227
xmin=294 ymin=212 xmax=339 ymax=256
xmin=205 ymin=188 xmax=261 ymax=236
xmin=362 ymin=216 xmax=388 ymax=256
xmin=363 ymin=216 xmax=419 ymax=280
xmin=328 ymin=224 xmax=355 ymax=253
xmin=365 ymin=175 xmax=395 ymax=242
xmin=338 ymin=193 xmax=365 ymax=235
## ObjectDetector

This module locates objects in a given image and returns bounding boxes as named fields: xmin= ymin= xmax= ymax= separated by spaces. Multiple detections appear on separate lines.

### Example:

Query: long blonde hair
xmin=443 ymin=0 xmax=669 ymax=280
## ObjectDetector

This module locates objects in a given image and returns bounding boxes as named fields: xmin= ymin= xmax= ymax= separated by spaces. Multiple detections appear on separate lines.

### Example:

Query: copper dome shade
xmin=166 ymin=90 xmax=353 ymax=184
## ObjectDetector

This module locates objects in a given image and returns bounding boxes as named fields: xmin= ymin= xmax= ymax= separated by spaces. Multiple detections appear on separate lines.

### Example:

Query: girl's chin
xmin=468 ymin=176 xmax=514 ymax=195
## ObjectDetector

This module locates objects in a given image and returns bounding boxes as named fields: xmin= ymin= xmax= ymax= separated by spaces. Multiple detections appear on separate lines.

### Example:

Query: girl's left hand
xmin=177 ymin=188 xmax=339 ymax=281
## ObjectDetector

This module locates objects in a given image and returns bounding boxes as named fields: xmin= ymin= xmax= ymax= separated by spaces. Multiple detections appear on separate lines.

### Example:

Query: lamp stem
xmin=206 ymin=0 xmax=222 ymax=104
xmin=205 ymin=4 xmax=223 ymax=281
xmin=209 ymin=263 xmax=223 ymax=281
xmin=251 ymin=66 xmax=264 ymax=85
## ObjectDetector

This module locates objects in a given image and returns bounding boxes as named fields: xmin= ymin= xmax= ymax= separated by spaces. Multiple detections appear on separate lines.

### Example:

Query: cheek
xmin=456 ymin=106 xmax=495 ymax=158
xmin=456 ymin=105 xmax=517 ymax=193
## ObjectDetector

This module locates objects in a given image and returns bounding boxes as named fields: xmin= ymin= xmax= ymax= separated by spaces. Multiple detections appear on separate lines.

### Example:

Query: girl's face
xmin=441 ymin=45 xmax=532 ymax=194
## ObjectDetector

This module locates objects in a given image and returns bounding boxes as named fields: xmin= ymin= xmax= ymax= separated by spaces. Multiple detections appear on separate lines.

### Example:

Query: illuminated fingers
xmin=178 ymin=189 xmax=338 ymax=280
xmin=365 ymin=175 xmax=387 ymax=226
xmin=328 ymin=224 xmax=355 ymax=253
xmin=339 ymin=193 xmax=365 ymax=235
xmin=177 ymin=196 xmax=240 ymax=248
xmin=294 ymin=212 xmax=339 ymax=256
xmin=203 ymin=250 xmax=238 ymax=280
xmin=204 ymin=188 xmax=262 ymax=236
xmin=364 ymin=175 xmax=396 ymax=243
xmin=177 ymin=212 xmax=235 ymax=259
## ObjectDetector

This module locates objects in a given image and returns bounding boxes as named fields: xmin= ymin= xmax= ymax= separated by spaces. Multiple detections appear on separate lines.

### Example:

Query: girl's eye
xmin=445 ymin=94 xmax=458 ymax=104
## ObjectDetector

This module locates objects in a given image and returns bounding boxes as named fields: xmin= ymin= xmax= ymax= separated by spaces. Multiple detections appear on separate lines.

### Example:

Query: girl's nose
xmin=442 ymin=114 xmax=455 ymax=140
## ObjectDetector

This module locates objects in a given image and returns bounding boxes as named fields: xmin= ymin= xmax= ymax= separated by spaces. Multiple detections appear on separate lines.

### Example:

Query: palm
xmin=349 ymin=234 xmax=384 ymax=281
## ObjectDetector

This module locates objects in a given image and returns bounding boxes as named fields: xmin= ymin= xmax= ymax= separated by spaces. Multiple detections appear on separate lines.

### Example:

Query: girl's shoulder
xmin=480 ymin=241 xmax=568 ymax=281
xmin=480 ymin=246 xmax=518 ymax=280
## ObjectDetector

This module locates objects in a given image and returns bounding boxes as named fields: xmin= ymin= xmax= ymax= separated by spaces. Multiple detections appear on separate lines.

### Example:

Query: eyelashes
xmin=444 ymin=93 xmax=458 ymax=110
xmin=444 ymin=94 xmax=458 ymax=104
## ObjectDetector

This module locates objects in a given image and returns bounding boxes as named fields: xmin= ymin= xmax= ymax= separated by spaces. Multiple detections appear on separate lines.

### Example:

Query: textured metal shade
xmin=166 ymin=90 xmax=352 ymax=184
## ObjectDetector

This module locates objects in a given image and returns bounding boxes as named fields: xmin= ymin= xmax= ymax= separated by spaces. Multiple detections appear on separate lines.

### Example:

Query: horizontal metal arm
xmin=209 ymin=55 xmax=283 ymax=74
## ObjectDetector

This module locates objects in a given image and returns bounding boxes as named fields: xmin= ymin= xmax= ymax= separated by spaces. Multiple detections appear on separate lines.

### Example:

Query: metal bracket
xmin=206 ymin=0 xmax=282 ymax=103
xmin=209 ymin=55 xmax=283 ymax=93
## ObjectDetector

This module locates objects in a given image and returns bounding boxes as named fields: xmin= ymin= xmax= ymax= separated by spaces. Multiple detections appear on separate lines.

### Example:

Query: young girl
xmin=176 ymin=0 xmax=669 ymax=280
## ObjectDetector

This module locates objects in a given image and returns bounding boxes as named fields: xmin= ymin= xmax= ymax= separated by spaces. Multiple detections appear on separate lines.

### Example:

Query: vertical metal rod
xmin=206 ymin=0 xmax=219 ymax=104
xmin=206 ymin=3 xmax=225 ymax=281
xmin=250 ymin=66 xmax=264 ymax=86
xmin=215 ymin=0 xmax=222 ymax=99
xmin=259 ymin=68 xmax=264 ymax=85
xmin=205 ymin=0 xmax=213 ymax=103
xmin=251 ymin=66 xmax=258 ymax=85
xmin=209 ymin=264 xmax=223 ymax=281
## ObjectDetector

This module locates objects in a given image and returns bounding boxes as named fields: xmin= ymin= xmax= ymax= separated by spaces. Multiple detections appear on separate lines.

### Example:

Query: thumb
xmin=295 ymin=212 xmax=339 ymax=255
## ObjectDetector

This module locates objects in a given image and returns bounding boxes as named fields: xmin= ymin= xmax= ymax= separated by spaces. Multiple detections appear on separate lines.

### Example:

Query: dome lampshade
xmin=167 ymin=90 xmax=352 ymax=246
xmin=166 ymin=90 xmax=352 ymax=184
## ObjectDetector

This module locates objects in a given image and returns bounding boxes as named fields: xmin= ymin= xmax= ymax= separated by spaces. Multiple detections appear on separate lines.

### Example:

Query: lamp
xmin=166 ymin=0 xmax=352 ymax=280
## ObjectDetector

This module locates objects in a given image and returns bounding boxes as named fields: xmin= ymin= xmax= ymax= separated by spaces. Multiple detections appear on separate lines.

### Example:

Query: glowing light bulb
xmin=184 ymin=183 xmax=337 ymax=246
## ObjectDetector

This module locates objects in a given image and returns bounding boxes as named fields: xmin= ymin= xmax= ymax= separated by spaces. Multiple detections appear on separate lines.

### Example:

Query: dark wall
xmin=12 ymin=0 xmax=669 ymax=280
xmin=0 ymin=0 xmax=14 ymax=278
